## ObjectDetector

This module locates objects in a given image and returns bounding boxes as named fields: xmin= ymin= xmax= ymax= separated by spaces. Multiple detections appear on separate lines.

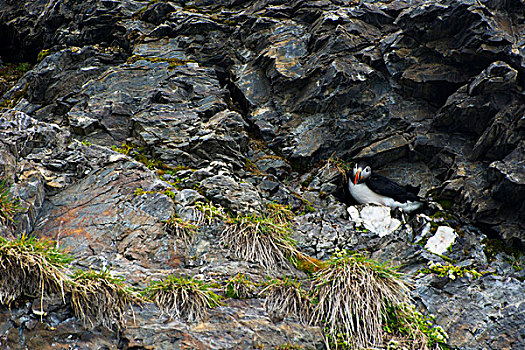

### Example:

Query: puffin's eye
xmin=365 ymin=166 xmax=371 ymax=173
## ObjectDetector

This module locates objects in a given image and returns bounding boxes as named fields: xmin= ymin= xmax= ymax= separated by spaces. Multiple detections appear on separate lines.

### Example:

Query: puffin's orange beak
xmin=354 ymin=170 xmax=360 ymax=185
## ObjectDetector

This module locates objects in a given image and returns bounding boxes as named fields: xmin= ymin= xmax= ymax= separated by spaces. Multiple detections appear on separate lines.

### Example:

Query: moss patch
xmin=418 ymin=261 xmax=484 ymax=280
xmin=126 ymin=54 xmax=194 ymax=69
xmin=0 ymin=62 xmax=32 ymax=99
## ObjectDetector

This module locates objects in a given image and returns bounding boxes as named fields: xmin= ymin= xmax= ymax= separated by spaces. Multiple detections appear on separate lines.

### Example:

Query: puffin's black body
xmin=365 ymin=173 xmax=420 ymax=203
xmin=348 ymin=161 xmax=423 ymax=213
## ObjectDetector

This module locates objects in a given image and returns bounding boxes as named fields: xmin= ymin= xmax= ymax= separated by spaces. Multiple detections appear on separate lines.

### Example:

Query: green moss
xmin=126 ymin=54 xmax=194 ymax=69
xmin=0 ymin=82 xmax=28 ymax=109
xmin=132 ymin=0 xmax=162 ymax=18
xmin=483 ymin=238 xmax=524 ymax=272
xmin=111 ymin=142 xmax=134 ymax=156
xmin=438 ymin=200 xmax=453 ymax=210
xmin=418 ymin=261 xmax=484 ymax=280
xmin=36 ymin=49 xmax=52 ymax=63
xmin=383 ymin=303 xmax=448 ymax=349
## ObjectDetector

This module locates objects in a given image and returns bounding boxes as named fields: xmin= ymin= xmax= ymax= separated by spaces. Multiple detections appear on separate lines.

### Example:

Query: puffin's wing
xmin=367 ymin=174 xmax=420 ymax=203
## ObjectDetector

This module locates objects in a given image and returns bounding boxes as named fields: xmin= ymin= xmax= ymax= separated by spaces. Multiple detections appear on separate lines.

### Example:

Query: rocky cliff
xmin=0 ymin=0 xmax=524 ymax=349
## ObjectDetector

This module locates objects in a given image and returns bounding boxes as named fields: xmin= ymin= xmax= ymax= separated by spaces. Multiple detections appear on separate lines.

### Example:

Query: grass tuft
xmin=260 ymin=277 xmax=312 ymax=324
xmin=0 ymin=233 xmax=72 ymax=307
xmin=310 ymin=250 xmax=410 ymax=349
xmin=225 ymin=273 xmax=257 ymax=299
xmin=143 ymin=275 xmax=222 ymax=323
xmin=70 ymin=269 xmax=140 ymax=331
xmin=164 ymin=214 xmax=197 ymax=242
xmin=194 ymin=201 xmax=228 ymax=224
xmin=0 ymin=179 xmax=21 ymax=227
xmin=266 ymin=202 xmax=295 ymax=225
xmin=221 ymin=213 xmax=298 ymax=270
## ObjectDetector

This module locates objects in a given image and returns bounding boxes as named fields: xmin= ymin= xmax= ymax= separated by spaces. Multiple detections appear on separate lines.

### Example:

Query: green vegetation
xmin=195 ymin=200 xmax=321 ymax=271
xmin=383 ymin=303 xmax=448 ymax=350
xmin=36 ymin=49 xmax=52 ymax=63
xmin=0 ymin=179 xmax=21 ymax=227
xmin=483 ymin=238 xmax=524 ymax=272
xmin=0 ymin=231 xmax=448 ymax=348
xmin=111 ymin=142 xmax=165 ymax=170
xmin=126 ymin=55 xmax=194 ymax=69
xmin=194 ymin=201 xmax=228 ymax=224
xmin=164 ymin=214 xmax=197 ymax=241
xmin=132 ymin=0 xmax=162 ymax=18
xmin=0 ymin=62 xmax=32 ymax=105
xmin=143 ymin=274 xmax=222 ymax=322
xmin=0 ymin=233 xmax=72 ymax=306
xmin=0 ymin=235 xmax=139 ymax=331
xmin=221 ymin=211 xmax=298 ymax=270
xmin=260 ymin=277 xmax=311 ymax=324
xmin=225 ymin=273 xmax=257 ymax=299
xmin=419 ymin=261 xmax=484 ymax=280
xmin=111 ymin=142 xmax=135 ymax=156
xmin=266 ymin=202 xmax=294 ymax=224
xmin=70 ymin=269 xmax=141 ymax=331
xmin=111 ymin=143 xmax=193 ymax=181
xmin=0 ymin=82 xmax=28 ymax=109
xmin=276 ymin=343 xmax=303 ymax=350
xmin=309 ymin=250 xmax=410 ymax=349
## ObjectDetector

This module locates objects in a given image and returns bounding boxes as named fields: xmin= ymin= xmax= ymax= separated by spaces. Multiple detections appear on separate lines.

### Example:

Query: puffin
xmin=348 ymin=161 xmax=423 ymax=213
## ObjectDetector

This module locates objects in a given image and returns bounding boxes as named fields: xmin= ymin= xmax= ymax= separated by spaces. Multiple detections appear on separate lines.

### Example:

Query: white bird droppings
xmin=425 ymin=226 xmax=457 ymax=255
xmin=347 ymin=205 xmax=402 ymax=237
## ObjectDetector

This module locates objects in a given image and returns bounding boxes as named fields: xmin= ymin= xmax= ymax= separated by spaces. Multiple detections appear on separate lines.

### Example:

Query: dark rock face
xmin=1 ymin=0 xmax=525 ymax=349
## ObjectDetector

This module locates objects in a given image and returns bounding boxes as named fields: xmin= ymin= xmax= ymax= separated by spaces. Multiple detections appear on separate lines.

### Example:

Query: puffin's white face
xmin=353 ymin=162 xmax=372 ymax=185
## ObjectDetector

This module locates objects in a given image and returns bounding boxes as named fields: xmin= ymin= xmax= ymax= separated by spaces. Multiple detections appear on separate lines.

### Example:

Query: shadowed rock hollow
xmin=1 ymin=0 xmax=524 ymax=349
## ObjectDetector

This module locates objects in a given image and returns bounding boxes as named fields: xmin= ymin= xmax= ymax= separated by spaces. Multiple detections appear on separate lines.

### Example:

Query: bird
xmin=348 ymin=161 xmax=423 ymax=213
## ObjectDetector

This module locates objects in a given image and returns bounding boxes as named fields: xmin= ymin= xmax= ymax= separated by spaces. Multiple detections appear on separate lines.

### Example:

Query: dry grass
xmin=221 ymin=213 xmax=298 ymax=270
xmin=144 ymin=274 xmax=222 ymax=323
xmin=70 ymin=269 xmax=141 ymax=331
xmin=194 ymin=201 xmax=306 ymax=271
xmin=0 ymin=233 xmax=71 ymax=308
xmin=260 ymin=277 xmax=312 ymax=324
xmin=310 ymin=251 xmax=410 ymax=349
xmin=0 ymin=234 xmax=141 ymax=332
